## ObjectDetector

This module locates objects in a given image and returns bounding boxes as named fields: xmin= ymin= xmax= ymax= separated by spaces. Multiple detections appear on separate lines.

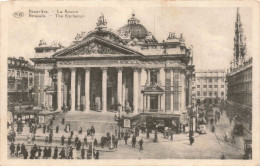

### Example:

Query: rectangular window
xmin=221 ymin=91 xmax=224 ymax=96
xmin=214 ymin=91 xmax=218 ymax=96
xmin=197 ymin=85 xmax=200 ymax=88
xmin=17 ymin=71 xmax=20 ymax=77
xmin=197 ymin=91 xmax=200 ymax=96
xmin=209 ymin=85 xmax=212 ymax=88
xmin=221 ymin=85 xmax=224 ymax=88
xmin=214 ymin=85 xmax=218 ymax=88
xmin=203 ymin=91 xmax=207 ymax=96
xmin=150 ymin=70 xmax=158 ymax=84
xmin=203 ymin=85 xmax=207 ymax=88
xmin=209 ymin=92 xmax=212 ymax=96
xmin=209 ymin=79 xmax=212 ymax=83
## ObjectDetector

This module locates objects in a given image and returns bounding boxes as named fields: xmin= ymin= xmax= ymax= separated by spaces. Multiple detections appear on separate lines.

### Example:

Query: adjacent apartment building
xmin=8 ymin=57 xmax=35 ymax=103
xmin=194 ymin=69 xmax=226 ymax=105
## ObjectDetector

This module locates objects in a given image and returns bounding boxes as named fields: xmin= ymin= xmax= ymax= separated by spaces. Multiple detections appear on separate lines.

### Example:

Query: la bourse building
xmin=31 ymin=13 xmax=194 ymax=130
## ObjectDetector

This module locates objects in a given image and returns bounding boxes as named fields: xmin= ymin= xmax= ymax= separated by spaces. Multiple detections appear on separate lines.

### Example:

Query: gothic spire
xmin=233 ymin=7 xmax=247 ymax=67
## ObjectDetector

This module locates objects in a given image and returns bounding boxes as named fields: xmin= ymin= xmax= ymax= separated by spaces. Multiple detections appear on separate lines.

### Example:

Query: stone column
xmin=57 ymin=68 xmax=62 ymax=110
xmin=70 ymin=68 xmax=76 ymax=111
xmin=84 ymin=68 xmax=90 ymax=112
xmin=102 ymin=67 xmax=107 ymax=112
xmin=181 ymin=71 xmax=186 ymax=111
xmin=133 ymin=67 xmax=139 ymax=114
xmin=143 ymin=95 xmax=146 ymax=111
xmin=117 ymin=67 xmax=123 ymax=105
xmin=161 ymin=93 xmax=165 ymax=112
xmin=170 ymin=68 xmax=174 ymax=113
xmin=138 ymin=68 xmax=142 ymax=111
xmin=77 ymin=71 xmax=82 ymax=110
xmin=146 ymin=69 xmax=150 ymax=85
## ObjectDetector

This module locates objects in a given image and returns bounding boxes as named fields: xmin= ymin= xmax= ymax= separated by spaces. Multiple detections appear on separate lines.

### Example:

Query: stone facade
xmin=30 ymin=13 xmax=194 ymax=118
xmin=7 ymin=57 xmax=34 ymax=103
xmin=194 ymin=69 xmax=226 ymax=105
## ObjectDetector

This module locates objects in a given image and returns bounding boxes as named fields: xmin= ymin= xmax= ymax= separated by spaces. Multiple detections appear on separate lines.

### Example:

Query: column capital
xmin=164 ymin=67 xmax=172 ymax=72
xmin=84 ymin=67 xmax=90 ymax=72
xmin=117 ymin=67 xmax=123 ymax=72
xmin=133 ymin=67 xmax=141 ymax=72
xmin=57 ymin=68 xmax=63 ymax=72
xmin=101 ymin=67 xmax=108 ymax=73
xmin=71 ymin=68 xmax=76 ymax=72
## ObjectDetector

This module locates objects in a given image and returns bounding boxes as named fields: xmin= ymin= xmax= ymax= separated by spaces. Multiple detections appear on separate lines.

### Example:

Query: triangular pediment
xmin=52 ymin=36 xmax=142 ymax=57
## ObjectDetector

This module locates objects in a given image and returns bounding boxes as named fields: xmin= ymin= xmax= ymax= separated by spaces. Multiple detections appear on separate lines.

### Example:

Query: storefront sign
xmin=124 ymin=119 xmax=131 ymax=128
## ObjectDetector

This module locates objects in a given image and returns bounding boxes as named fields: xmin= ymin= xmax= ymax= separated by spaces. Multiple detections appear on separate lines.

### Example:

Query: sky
xmin=8 ymin=7 xmax=252 ymax=70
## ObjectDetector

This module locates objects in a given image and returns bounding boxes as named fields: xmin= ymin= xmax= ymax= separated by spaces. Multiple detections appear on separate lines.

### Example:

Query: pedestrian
xmin=94 ymin=138 xmax=98 ymax=147
xmin=56 ymin=125 xmax=59 ymax=133
xmin=53 ymin=146 xmax=58 ymax=159
xmin=62 ymin=117 xmax=65 ymax=125
xmin=16 ymin=143 xmax=21 ymax=157
xmin=71 ymin=130 xmax=74 ymax=138
xmin=61 ymin=135 xmax=65 ymax=145
xmin=114 ymin=138 xmax=118 ymax=149
xmin=27 ymin=133 xmax=31 ymax=144
xmin=132 ymin=135 xmax=136 ymax=147
xmin=170 ymin=130 xmax=173 ymax=141
xmin=121 ymin=130 xmax=124 ymax=139
xmin=76 ymin=140 xmax=81 ymax=151
xmin=124 ymin=135 xmax=128 ymax=145
xmin=21 ymin=143 xmax=25 ymax=156
xmin=68 ymin=136 xmax=72 ymax=146
xmin=45 ymin=136 xmax=48 ymax=145
xmin=59 ymin=148 xmax=66 ymax=159
xmin=32 ymin=133 xmax=35 ymax=144
xmin=23 ymin=148 xmax=28 ymax=159
xmin=231 ymin=132 xmax=236 ymax=144
xmin=81 ymin=146 xmax=85 ymax=159
xmin=43 ymin=124 xmax=46 ymax=133
xmin=146 ymin=129 xmax=149 ymax=139
xmin=189 ymin=136 xmax=194 ymax=145
xmin=29 ymin=147 xmax=35 ymax=159
xmin=79 ymin=127 xmax=82 ymax=134
xmin=75 ymin=135 xmax=79 ymax=146
xmin=84 ymin=135 xmax=88 ymax=146
xmin=48 ymin=146 xmax=52 ymax=158
xmin=154 ymin=130 xmax=158 ymax=142
xmin=95 ymin=150 xmax=99 ymax=159
xmin=212 ymin=125 xmax=215 ymax=132
xmin=49 ymin=134 xmax=53 ymax=143
xmin=10 ymin=143 xmax=15 ymax=157
xmin=138 ymin=138 xmax=143 ymax=150
xmin=37 ymin=146 xmax=42 ymax=159
xmin=47 ymin=124 xmax=50 ymax=133
xmin=69 ymin=147 xmax=73 ymax=159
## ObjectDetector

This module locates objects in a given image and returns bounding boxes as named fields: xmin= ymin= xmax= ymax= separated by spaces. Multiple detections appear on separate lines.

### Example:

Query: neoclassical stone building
xmin=31 ymin=13 xmax=194 ymax=123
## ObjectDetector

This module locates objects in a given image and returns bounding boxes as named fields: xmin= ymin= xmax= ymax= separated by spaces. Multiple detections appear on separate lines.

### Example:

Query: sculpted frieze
xmin=70 ymin=42 xmax=120 ymax=55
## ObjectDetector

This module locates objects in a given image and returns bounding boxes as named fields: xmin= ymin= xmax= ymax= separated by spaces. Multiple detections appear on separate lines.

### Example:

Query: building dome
xmin=118 ymin=12 xmax=149 ymax=39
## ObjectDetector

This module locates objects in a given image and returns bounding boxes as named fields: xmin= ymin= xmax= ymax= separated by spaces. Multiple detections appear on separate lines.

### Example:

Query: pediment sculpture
xmin=70 ymin=42 xmax=121 ymax=55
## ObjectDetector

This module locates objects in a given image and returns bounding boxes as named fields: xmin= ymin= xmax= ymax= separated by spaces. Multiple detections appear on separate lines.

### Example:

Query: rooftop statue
xmin=39 ymin=39 xmax=47 ymax=47
xmin=75 ymin=31 xmax=86 ymax=41
xmin=96 ymin=13 xmax=107 ymax=30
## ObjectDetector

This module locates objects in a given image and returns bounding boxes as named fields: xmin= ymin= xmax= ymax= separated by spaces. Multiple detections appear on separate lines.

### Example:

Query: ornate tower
xmin=233 ymin=8 xmax=247 ymax=68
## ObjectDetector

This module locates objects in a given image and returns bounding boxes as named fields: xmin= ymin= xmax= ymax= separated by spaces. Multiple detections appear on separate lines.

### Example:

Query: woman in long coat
xmin=53 ymin=146 xmax=58 ymax=159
